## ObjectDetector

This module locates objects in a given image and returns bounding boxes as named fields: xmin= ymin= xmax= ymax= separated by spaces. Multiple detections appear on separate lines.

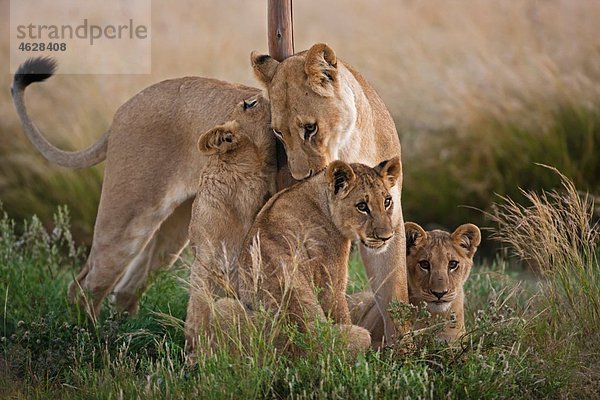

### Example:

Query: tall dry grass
xmin=489 ymin=168 xmax=600 ymax=394
xmin=0 ymin=0 xmax=599 ymax=241
xmin=490 ymin=167 xmax=599 ymax=331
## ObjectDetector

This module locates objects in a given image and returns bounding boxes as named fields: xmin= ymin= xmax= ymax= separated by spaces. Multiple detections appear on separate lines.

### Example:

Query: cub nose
xmin=376 ymin=233 xmax=393 ymax=242
xmin=431 ymin=290 xmax=448 ymax=300
xmin=374 ymin=228 xmax=394 ymax=242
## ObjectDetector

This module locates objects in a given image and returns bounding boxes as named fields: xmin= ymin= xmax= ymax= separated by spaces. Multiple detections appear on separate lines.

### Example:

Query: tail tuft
xmin=13 ymin=57 xmax=57 ymax=90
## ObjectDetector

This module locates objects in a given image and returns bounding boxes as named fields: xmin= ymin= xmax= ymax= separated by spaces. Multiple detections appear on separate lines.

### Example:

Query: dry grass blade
xmin=489 ymin=165 xmax=599 ymax=336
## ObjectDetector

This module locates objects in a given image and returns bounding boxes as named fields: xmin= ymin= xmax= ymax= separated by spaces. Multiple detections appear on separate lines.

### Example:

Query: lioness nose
xmin=291 ymin=169 xmax=313 ymax=181
xmin=431 ymin=290 xmax=448 ymax=300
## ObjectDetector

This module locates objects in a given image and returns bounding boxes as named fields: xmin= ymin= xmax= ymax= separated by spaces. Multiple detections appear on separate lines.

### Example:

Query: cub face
xmin=326 ymin=157 xmax=401 ymax=251
xmin=251 ymin=43 xmax=355 ymax=180
xmin=405 ymin=222 xmax=481 ymax=314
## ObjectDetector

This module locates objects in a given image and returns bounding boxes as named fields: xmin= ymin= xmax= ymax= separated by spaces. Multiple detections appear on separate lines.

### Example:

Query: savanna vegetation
xmin=1 ymin=0 xmax=599 ymax=398
xmin=1 ymin=170 xmax=598 ymax=397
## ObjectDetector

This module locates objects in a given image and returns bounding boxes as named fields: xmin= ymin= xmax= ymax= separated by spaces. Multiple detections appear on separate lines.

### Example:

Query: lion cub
xmin=405 ymin=222 xmax=481 ymax=342
xmin=230 ymin=157 xmax=401 ymax=354
xmin=185 ymin=94 xmax=276 ymax=354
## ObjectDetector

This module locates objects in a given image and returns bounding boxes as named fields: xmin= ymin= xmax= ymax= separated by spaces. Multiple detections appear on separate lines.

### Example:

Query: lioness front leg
xmin=359 ymin=188 xmax=408 ymax=345
xmin=112 ymin=200 xmax=192 ymax=314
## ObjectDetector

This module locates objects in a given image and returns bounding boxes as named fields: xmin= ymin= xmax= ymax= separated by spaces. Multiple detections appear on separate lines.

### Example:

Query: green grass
xmin=2 ymin=199 xmax=597 ymax=399
xmin=402 ymin=103 xmax=600 ymax=239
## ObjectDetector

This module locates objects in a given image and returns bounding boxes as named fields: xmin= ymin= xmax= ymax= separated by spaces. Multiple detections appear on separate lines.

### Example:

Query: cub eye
xmin=304 ymin=123 xmax=318 ymax=140
xmin=448 ymin=260 xmax=459 ymax=271
xmin=356 ymin=202 xmax=369 ymax=214
xmin=384 ymin=196 xmax=392 ymax=210
xmin=418 ymin=260 xmax=431 ymax=271
xmin=272 ymin=129 xmax=283 ymax=140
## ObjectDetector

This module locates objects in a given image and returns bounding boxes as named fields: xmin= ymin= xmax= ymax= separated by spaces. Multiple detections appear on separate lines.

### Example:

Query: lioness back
xmin=405 ymin=222 xmax=481 ymax=342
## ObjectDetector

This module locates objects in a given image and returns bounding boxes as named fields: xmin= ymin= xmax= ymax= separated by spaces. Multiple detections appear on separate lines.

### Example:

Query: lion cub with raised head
xmin=405 ymin=222 xmax=481 ymax=342
xmin=230 ymin=157 xmax=401 ymax=354
xmin=185 ymin=94 xmax=276 ymax=354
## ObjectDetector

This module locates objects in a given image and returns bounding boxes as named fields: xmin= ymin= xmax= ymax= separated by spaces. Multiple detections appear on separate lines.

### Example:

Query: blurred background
xmin=0 ymin=0 xmax=598 ymax=253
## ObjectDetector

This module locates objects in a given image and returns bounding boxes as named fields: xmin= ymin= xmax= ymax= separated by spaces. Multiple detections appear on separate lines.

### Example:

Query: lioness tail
xmin=11 ymin=57 xmax=109 ymax=169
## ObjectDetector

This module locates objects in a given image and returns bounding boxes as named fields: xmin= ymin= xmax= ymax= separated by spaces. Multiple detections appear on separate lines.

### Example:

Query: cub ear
xmin=374 ymin=156 xmax=402 ymax=188
xmin=304 ymin=43 xmax=338 ymax=97
xmin=251 ymin=51 xmax=279 ymax=86
xmin=197 ymin=121 xmax=240 ymax=155
xmin=451 ymin=223 xmax=481 ymax=258
xmin=405 ymin=222 xmax=427 ymax=255
xmin=326 ymin=161 xmax=356 ymax=197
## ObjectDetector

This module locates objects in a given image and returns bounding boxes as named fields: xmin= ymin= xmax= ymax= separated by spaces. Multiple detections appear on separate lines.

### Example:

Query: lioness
xmin=11 ymin=57 xmax=269 ymax=317
xmin=185 ymin=94 xmax=276 ymax=354
xmin=251 ymin=43 xmax=406 ymax=343
xmin=405 ymin=222 xmax=481 ymax=341
xmin=234 ymin=157 xmax=401 ymax=354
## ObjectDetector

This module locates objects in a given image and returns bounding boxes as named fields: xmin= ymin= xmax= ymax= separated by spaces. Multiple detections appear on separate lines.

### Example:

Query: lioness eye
xmin=356 ymin=202 xmax=370 ymax=214
xmin=272 ymin=129 xmax=283 ymax=139
xmin=418 ymin=260 xmax=431 ymax=271
xmin=243 ymin=98 xmax=258 ymax=110
xmin=384 ymin=196 xmax=392 ymax=209
xmin=304 ymin=123 xmax=317 ymax=140
xmin=448 ymin=260 xmax=459 ymax=270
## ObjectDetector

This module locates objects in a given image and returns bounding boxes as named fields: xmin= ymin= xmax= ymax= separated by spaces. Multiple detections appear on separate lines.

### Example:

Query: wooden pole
xmin=268 ymin=0 xmax=294 ymax=62
xmin=268 ymin=0 xmax=295 ymax=190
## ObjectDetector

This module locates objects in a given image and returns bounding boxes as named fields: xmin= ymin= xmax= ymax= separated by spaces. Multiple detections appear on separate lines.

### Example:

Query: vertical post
xmin=268 ymin=0 xmax=295 ymax=190
xmin=268 ymin=0 xmax=294 ymax=62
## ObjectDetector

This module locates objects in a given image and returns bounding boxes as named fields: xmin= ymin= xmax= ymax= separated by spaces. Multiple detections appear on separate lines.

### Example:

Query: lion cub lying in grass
xmin=185 ymin=94 xmax=276 ymax=354
xmin=405 ymin=222 xmax=481 ymax=342
xmin=209 ymin=157 xmax=401 ymax=355
xmin=349 ymin=222 xmax=480 ymax=344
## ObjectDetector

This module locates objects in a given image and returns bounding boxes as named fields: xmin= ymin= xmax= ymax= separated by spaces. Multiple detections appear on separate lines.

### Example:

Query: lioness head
xmin=197 ymin=94 xmax=275 ymax=168
xmin=405 ymin=222 xmax=481 ymax=314
xmin=251 ymin=43 xmax=355 ymax=180
xmin=326 ymin=157 xmax=401 ymax=251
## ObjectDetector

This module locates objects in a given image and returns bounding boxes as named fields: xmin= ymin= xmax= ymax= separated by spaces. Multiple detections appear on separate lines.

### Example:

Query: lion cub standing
xmin=230 ymin=157 xmax=401 ymax=353
xmin=185 ymin=94 xmax=276 ymax=354
xmin=405 ymin=222 xmax=481 ymax=342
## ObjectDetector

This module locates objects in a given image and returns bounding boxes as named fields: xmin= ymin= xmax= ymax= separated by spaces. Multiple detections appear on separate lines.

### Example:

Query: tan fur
xmin=251 ymin=43 xmax=407 ymax=343
xmin=405 ymin=222 xmax=481 ymax=342
xmin=12 ymin=64 xmax=273 ymax=318
xmin=348 ymin=222 xmax=481 ymax=344
xmin=185 ymin=95 xmax=276 ymax=354
xmin=234 ymin=157 xmax=401 ymax=354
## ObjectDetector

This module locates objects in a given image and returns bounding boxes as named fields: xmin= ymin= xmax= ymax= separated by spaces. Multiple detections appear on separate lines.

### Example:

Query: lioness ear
xmin=405 ymin=222 xmax=427 ymax=255
xmin=327 ymin=161 xmax=356 ymax=197
xmin=305 ymin=43 xmax=338 ymax=97
xmin=251 ymin=51 xmax=279 ymax=86
xmin=197 ymin=121 xmax=240 ymax=155
xmin=375 ymin=156 xmax=402 ymax=188
xmin=451 ymin=223 xmax=481 ymax=258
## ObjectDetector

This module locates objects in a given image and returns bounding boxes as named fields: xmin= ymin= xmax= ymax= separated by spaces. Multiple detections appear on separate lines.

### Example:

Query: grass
xmin=1 ymin=0 xmax=599 ymax=245
xmin=403 ymin=103 xmax=600 ymax=238
xmin=2 ymin=169 xmax=599 ymax=398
